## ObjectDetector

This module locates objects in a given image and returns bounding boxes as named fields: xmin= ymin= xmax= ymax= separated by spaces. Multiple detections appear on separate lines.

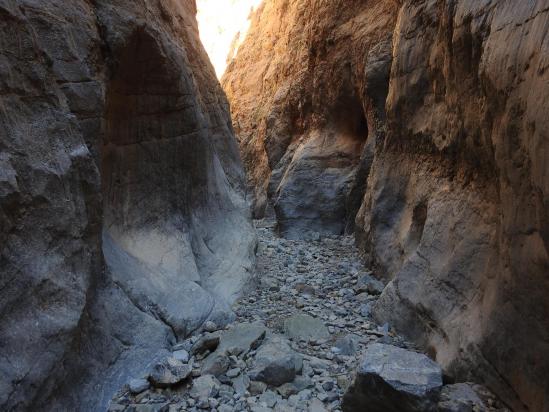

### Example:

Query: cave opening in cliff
xmin=196 ymin=0 xmax=262 ymax=78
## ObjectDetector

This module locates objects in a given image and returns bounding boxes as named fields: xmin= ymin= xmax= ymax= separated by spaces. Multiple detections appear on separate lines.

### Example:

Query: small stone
xmin=334 ymin=334 xmax=358 ymax=356
xmin=190 ymin=334 xmax=220 ymax=356
xmin=203 ymin=321 xmax=219 ymax=332
xmin=129 ymin=378 xmax=150 ymax=395
xmin=148 ymin=358 xmax=191 ymax=388
xmin=226 ymin=368 xmax=241 ymax=378
xmin=308 ymin=398 xmax=328 ymax=412
xmin=249 ymin=380 xmax=268 ymax=395
xmin=232 ymin=373 xmax=251 ymax=395
xmin=259 ymin=390 xmax=279 ymax=408
xmin=190 ymin=375 xmax=221 ymax=399
xmin=201 ymin=353 xmax=230 ymax=377
xmin=321 ymin=381 xmax=334 ymax=392
xmin=337 ymin=374 xmax=351 ymax=391
xmin=172 ymin=349 xmax=189 ymax=363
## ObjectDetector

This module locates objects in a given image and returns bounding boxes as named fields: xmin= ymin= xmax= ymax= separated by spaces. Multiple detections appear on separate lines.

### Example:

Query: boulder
xmin=215 ymin=322 xmax=267 ymax=356
xmin=342 ymin=343 xmax=443 ymax=412
xmin=249 ymin=336 xmax=303 ymax=386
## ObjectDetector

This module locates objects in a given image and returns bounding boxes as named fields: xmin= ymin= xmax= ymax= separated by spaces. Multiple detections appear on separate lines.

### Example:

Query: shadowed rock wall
xmin=224 ymin=0 xmax=549 ymax=410
xmin=0 ymin=0 xmax=255 ymax=410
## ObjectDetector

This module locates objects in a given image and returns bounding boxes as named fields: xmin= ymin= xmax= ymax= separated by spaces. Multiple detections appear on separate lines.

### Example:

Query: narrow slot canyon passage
xmin=1 ymin=1 xmax=546 ymax=412
xmin=109 ymin=2 xmax=512 ymax=412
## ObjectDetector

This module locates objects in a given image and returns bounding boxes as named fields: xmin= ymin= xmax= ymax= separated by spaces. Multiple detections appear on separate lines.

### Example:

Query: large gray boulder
xmin=343 ymin=343 xmax=443 ymax=412
xmin=249 ymin=336 xmax=303 ymax=387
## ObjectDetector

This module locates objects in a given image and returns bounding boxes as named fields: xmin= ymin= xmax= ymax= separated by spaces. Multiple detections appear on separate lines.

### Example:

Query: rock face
xmin=362 ymin=3 xmax=549 ymax=411
xmin=0 ymin=1 xmax=254 ymax=410
xmin=222 ymin=0 xmax=399 ymax=237
xmin=225 ymin=0 xmax=549 ymax=410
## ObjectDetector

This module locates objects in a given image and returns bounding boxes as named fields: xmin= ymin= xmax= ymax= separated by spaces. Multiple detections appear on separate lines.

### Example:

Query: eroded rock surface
xmin=0 ymin=1 xmax=254 ymax=410
xmin=361 ymin=3 xmax=549 ymax=411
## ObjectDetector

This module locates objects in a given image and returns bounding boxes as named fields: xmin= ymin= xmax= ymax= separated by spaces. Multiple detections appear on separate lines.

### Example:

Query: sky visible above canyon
xmin=196 ymin=0 xmax=262 ymax=78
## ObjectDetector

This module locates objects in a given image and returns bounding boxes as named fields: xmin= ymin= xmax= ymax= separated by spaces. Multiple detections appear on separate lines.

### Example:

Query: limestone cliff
xmin=223 ymin=0 xmax=549 ymax=410
xmin=0 ymin=0 xmax=255 ymax=410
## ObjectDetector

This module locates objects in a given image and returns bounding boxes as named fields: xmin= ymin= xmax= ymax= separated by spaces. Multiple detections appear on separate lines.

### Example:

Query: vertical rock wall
xmin=0 ymin=0 xmax=255 ymax=410
xmin=363 ymin=2 xmax=549 ymax=411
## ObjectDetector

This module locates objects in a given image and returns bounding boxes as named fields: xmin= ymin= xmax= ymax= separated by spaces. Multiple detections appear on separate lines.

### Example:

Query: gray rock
xmin=249 ymin=336 xmax=302 ymax=386
xmin=309 ymin=398 xmax=328 ymax=412
xmin=284 ymin=314 xmax=330 ymax=341
xmin=173 ymin=349 xmax=190 ymax=363
xmin=191 ymin=334 xmax=221 ymax=356
xmin=201 ymin=353 xmax=230 ymax=377
xmin=130 ymin=404 xmax=168 ymax=412
xmin=232 ymin=374 xmax=251 ymax=395
xmin=259 ymin=390 xmax=280 ymax=408
xmin=356 ymin=274 xmax=385 ymax=295
xmin=216 ymin=322 xmax=267 ymax=356
xmin=438 ymin=383 xmax=497 ymax=412
xmin=190 ymin=375 xmax=221 ymax=400
xmin=342 ymin=343 xmax=443 ymax=411
xmin=148 ymin=358 xmax=192 ymax=388
xmin=226 ymin=368 xmax=241 ymax=378
xmin=334 ymin=335 xmax=359 ymax=356
xmin=249 ymin=380 xmax=268 ymax=395
xmin=277 ymin=376 xmax=314 ymax=398
xmin=129 ymin=378 xmax=150 ymax=395
xmin=203 ymin=321 xmax=220 ymax=332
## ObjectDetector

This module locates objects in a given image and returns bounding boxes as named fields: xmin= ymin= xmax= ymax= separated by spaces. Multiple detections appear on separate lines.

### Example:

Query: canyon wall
xmin=222 ymin=0 xmax=399 ymax=238
xmin=224 ymin=0 xmax=549 ymax=410
xmin=0 ymin=0 xmax=255 ymax=410
xmin=363 ymin=2 xmax=549 ymax=411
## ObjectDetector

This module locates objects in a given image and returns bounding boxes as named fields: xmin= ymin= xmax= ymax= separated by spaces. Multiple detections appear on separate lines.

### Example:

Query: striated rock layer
xmin=363 ymin=2 xmax=549 ymax=411
xmin=222 ymin=0 xmax=399 ymax=238
xmin=224 ymin=0 xmax=548 ymax=410
xmin=0 ymin=0 xmax=255 ymax=410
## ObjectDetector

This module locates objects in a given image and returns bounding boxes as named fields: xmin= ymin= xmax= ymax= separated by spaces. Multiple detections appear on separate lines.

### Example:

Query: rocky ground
xmin=109 ymin=221 xmax=508 ymax=412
